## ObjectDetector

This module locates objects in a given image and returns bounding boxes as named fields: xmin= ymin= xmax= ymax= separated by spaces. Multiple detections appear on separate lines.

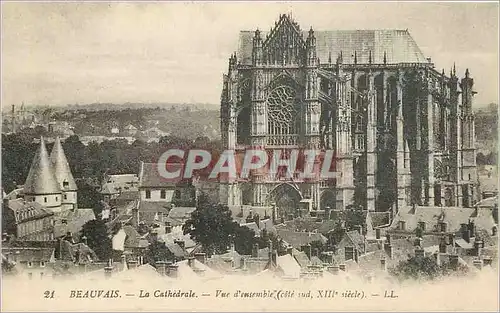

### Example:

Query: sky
xmin=1 ymin=2 xmax=498 ymax=108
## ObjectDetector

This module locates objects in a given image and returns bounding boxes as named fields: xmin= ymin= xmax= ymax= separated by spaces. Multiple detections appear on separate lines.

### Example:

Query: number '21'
xmin=44 ymin=290 xmax=55 ymax=299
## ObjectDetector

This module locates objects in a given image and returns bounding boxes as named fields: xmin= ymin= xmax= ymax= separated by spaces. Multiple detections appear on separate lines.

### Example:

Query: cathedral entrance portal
xmin=267 ymin=183 xmax=302 ymax=219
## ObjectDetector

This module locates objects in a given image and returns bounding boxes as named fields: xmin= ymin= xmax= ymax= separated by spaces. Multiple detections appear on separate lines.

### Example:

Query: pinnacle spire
xmin=50 ymin=137 xmax=77 ymax=191
xmin=24 ymin=137 xmax=61 ymax=195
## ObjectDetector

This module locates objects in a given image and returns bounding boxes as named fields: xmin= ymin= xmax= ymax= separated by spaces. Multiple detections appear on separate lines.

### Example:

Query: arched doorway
xmin=320 ymin=190 xmax=336 ymax=218
xmin=267 ymin=183 xmax=302 ymax=219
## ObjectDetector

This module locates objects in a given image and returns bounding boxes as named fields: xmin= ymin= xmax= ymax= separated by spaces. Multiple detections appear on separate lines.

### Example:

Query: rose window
xmin=267 ymin=86 xmax=297 ymax=135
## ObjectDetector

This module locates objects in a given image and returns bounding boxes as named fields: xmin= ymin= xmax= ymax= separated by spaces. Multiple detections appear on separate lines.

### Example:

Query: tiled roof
xmin=368 ymin=212 xmax=391 ymax=228
xmin=237 ymin=29 xmax=427 ymax=65
xmin=240 ymin=222 xmax=260 ymax=235
xmin=138 ymin=201 xmax=170 ymax=213
xmin=228 ymin=205 xmax=273 ymax=221
xmin=7 ymin=199 xmax=54 ymax=223
xmin=292 ymin=248 xmax=310 ymax=267
xmin=2 ymin=247 xmax=54 ymax=263
xmin=475 ymin=196 xmax=498 ymax=208
xmin=49 ymin=137 xmax=77 ymax=191
xmin=165 ymin=242 xmax=185 ymax=258
xmin=139 ymin=162 xmax=185 ymax=188
xmin=389 ymin=206 xmax=495 ymax=233
xmin=105 ymin=174 xmax=139 ymax=184
xmin=277 ymin=218 xmax=336 ymax=235
xmin=167 ymin=206 xmax=196 ymax=220
xmin=276 ymin=229 xmax=328 ymax=249
xmin=24 ymin=138 xmax=61 ymax=195
xmin=53 ymin=209 xmax=96 ymax=238
xmin=339 ymin=230 xmax=365 ymax=251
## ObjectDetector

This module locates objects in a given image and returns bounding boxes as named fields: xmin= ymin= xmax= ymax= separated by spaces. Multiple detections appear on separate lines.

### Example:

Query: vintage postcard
xmin=1 ymin=1 xmax=499 ymax=312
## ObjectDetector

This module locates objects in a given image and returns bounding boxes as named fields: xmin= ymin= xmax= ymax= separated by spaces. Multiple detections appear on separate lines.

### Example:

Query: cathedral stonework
xmin=220 ymin=14 xmax=478 ymax=215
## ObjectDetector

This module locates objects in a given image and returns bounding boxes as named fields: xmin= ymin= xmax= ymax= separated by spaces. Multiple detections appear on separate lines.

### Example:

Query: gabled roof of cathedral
xmin=23 ymin=137 xmax=61 ymax=195
xmin=238 ymin=29 xmax=427 ymax=65
xmin=50 ymin=137 xmax=77 ymax=191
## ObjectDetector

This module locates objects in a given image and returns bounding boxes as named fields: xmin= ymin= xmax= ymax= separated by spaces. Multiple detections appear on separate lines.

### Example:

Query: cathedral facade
xmin=220 ymin=14 xmax=478 ymax=215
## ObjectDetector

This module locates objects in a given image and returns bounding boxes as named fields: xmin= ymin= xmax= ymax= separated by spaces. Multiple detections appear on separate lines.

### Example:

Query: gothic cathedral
xmin=220 ymin=14 xmax=477 ymax=216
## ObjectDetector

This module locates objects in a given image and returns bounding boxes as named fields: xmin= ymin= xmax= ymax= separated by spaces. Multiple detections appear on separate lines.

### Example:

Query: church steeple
xmin=50 ymin=137 xmax=77 ymax=192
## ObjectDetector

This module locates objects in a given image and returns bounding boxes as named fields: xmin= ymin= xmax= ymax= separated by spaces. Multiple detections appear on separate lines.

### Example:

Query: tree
xmin=183 ymin=193 xmax=259 ymax=255
xmin=80 ymin=219 xmax=112 ymax=261
xmin=145 ymin=241 xmax=170 ymax=267
xmin=389 ymin=255 xmax=468 ymax=281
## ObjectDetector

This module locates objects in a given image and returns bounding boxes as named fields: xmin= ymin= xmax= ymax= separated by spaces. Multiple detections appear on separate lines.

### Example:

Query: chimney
xmin=380 ymin=258 xmax=387 ymax=271
xmin=104 ymin=259 xmax=113 ymax=279
xmin=313 ymin=248 xmax=319 ymax=258
xmin=472 ymin=259 xmax=483 ymax=270
xmin=344 ymin=246 xmax=355 ymax=261
xmin=414 ymin=237 xmax=423 ymax=247
xmin=461 ymin=223 xmax=470 ymax=243
xmin=354 ymin=248 xmax=359 ymax=263
xmin=252 ymin=243 xmax=259 ymax=258
xmin=301 ymin=244 xmax=311 ymax=258
xmin=439 ymin=239 xmax=447 ymax=253
xmin=448 ymin=254 xmax=459 ymax=270
xmin=435 ymin=252 xmax=442 ymax=266
xmin=131 ymin=206 xmax=139 ymax=228
xmin=287 ymin=245 xmax=293 ymax=256
xmin=447 ymin=233 xmax=455 ymax=245
xmin=473 ymin=239 xmax=484 ymax=257
xmin=240 ymin=257 xmax=247 ymax=270
xmin=156 ymin=261 xmax=167 ymax=275
xmin=468 ymin=220 xmax=475 ymax=239
xmin=194 ymin=253 xmax=206 ymax=264
xmin=483 ymin=257 xmax=493 ymax=266
xmin=187 ymin=256 xmax=195 ymax=268
xmin=414 ymin=248 xmax=425 ymax=258
xmin=339 ymin=264 xmax=346 ymax=271
xmin=327 ymin=265 xmax=339 ymax=275
xmin=128 ymin=259 xmax=138 ymax=269
xmin=384 ymin=243 xmax=393 ymax=259
xmin=166 ymin=263 xmax=178 ymax=278
xmin=165 ymin=222 xmax=172 ymax=234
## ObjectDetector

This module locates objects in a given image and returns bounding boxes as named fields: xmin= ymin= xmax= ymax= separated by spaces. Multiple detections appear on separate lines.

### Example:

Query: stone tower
xmin=24 ymin=137 xmax=62 ymax=212
xmin=50 ymin=137 xmax=78 ymax=211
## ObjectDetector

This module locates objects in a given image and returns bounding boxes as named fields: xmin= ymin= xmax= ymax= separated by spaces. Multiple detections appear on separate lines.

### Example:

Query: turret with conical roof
xmin=24 ymin=137 xmax=62 ymax=211
xmin=50 ymin=137 xmax=78 ymax=211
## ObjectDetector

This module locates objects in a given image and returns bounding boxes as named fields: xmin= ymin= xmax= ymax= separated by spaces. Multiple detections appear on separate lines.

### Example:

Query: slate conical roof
xmin=24 ymin=137 xmax=61 ymax=195
xmin=50 ymin=137 xmax=77 ymax=191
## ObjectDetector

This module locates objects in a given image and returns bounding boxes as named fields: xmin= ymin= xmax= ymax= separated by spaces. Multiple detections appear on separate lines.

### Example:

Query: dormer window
xmin=63 ymin=180 xmax=69 ymax=188
xmin=418 ymin=221 xmax=426 ymax=231
xmin=27 ymin=261 xmax=33 ymax=268
xmin=399 ymin=221 xmax=406 ymax=231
